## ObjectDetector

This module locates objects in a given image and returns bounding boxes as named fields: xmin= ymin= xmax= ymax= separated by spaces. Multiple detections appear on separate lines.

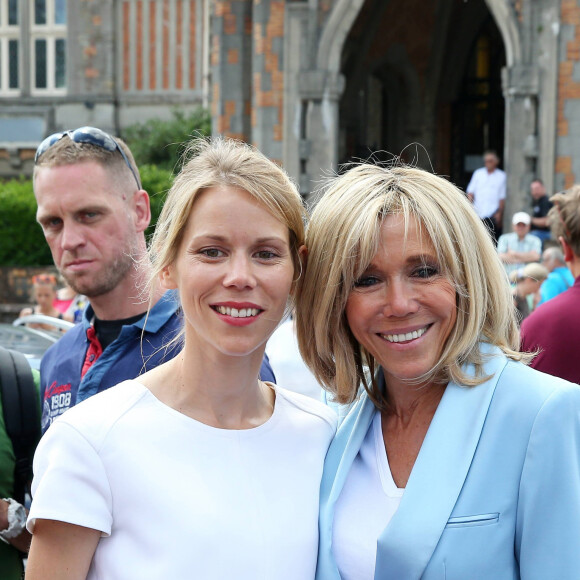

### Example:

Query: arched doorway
xmin=337 ymin=0 xmax=506 ymax=187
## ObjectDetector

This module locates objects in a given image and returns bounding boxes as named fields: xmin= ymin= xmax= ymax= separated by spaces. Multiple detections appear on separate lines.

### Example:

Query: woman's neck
xmin=384 ymin=378 xmax=446 ymax=426
xmin=145 ymin=341 xmax=275 ymax=430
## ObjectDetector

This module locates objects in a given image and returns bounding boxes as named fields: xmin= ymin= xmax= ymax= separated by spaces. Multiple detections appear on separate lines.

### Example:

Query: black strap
xmin=0 ymin=347 xmax=41 ymax=504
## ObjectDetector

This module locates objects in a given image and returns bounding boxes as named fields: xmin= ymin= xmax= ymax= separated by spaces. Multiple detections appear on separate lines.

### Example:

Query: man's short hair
xmin=33 ymin=134 xmax=141 ymax=195
xmin=549 ymin=186 xmax=580 ymax=257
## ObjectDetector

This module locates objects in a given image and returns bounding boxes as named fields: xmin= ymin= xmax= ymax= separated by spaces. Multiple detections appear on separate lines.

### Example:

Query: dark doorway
xmin=450 ymin=17 xmax=506 ymax=189
xmin=338 ymin=0 xmax=506 ymax=184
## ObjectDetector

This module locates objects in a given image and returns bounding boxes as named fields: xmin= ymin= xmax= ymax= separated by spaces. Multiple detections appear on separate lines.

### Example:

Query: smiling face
xmin=161 ymin=185 xmax=295 ymax=359
xmin=345 ymin=213 xmax=457 ymax=393
xmin=34 ymin=161 xmax=148 ymax=298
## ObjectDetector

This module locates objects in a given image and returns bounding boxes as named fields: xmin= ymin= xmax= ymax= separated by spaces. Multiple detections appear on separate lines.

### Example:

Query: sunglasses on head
xmin=35 ymin=126 xmax=141 ymax=190
xmin=32 ymin=274 xmax=57 ymax=285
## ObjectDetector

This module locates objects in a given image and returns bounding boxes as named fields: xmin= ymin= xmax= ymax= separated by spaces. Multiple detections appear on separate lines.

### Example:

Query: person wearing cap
xmin=496 ymin=211 xmax=542 ymax=277
xmin=32 ymin=127 xmax=276 ymax=434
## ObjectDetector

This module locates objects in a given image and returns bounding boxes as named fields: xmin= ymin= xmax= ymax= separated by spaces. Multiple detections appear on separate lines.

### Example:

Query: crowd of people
xmin=0 ymin=131 xmax=578 ymax=579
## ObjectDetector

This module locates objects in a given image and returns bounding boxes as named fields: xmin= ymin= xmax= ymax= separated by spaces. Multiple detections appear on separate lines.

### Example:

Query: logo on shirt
xmin=42 ymin=381 xmax=73 ymax=431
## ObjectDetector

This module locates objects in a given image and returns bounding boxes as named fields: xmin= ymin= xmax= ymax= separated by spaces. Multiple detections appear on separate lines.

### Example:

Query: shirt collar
xmin=81 ymin=290 xmax=179 ymax=334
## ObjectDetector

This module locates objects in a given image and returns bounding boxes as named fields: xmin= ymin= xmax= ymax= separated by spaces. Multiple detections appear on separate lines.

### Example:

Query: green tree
xmin=0 ymin=178 xmax=51 ymax=266
xmin=123 ymin=107 xmax=211 ymax=172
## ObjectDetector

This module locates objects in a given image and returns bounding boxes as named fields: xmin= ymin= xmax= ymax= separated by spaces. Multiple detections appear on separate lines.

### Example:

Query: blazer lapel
xmin=374 ymin=345 xmax=508 ymax=579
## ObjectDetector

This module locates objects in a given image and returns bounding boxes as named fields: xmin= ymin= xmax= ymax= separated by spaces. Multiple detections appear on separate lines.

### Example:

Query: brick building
xmin=0 ymin=0 xmax=579 ymax=221
xmin=0 ymin=0 xmax=209 ymax=177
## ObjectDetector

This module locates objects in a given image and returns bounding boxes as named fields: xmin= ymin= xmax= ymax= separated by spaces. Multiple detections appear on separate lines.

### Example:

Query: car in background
xmin=0 ymin=315 xmax=74 ymax=370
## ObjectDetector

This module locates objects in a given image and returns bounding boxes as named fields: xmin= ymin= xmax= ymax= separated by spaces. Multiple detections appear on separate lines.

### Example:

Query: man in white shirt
xmin=466 ymin=150 xmax=506 ymax=242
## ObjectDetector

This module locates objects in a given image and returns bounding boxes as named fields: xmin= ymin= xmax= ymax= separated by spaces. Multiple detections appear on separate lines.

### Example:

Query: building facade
xmin=1 ymin=0 xmax=580 ymax=223
xmin=0 ymin=0 xmax=209 ymax=177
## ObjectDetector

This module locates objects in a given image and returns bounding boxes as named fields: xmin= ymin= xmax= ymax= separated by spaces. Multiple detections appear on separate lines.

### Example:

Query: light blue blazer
xmin=317 ymin=344 xmax=580 ymax=579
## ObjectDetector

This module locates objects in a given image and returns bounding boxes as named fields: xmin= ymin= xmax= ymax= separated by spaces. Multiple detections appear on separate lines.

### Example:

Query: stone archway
xmin=284 ymin=0 xmax=558 ymax=219
xmin=317 ymin=0 xmax=521 ymax=82
xmin=314 ymin=0 xmax=520 ymax=175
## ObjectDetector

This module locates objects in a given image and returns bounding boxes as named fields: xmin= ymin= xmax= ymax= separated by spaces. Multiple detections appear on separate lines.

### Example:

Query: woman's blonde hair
xmin=296 ymin=163 xmax=529 ymax=408
xmin=148 ymin=136 xmax=305 ymax=301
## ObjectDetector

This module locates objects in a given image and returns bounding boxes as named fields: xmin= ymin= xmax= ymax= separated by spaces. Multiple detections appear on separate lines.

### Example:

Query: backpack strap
xmin=0 ymin=347 xmax=41 ymax=504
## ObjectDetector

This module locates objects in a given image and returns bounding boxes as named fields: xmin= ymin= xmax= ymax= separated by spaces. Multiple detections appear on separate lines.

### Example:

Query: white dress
xmin=28 ymin=380 xmax=337 ymax=580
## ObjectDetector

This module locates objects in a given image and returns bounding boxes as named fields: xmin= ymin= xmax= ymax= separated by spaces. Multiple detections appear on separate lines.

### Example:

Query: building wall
xmin=209 ymin=0 xmax=285 ymax=163
xmin=556 ymin=0 xmax=580 ymax=190
xmin=0 ymin=0 xmax=208 ymax=179
xmin=3 ymin=0 xmax=580 ymax=206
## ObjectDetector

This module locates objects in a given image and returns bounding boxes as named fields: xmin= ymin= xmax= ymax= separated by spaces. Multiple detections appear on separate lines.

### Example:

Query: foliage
xmin=0 ymin=165 xmax=174 ymax=266
xmin=141 ymin=164 xmax=174 ymax=238
xmin=123 ymin=107 xmax=211 ymax=172
xmin=0 ymin=178 xmax=51 ymax=266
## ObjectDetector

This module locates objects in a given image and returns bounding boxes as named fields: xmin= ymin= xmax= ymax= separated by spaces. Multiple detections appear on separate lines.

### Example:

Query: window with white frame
xmin=0 ymin=0 xmax=20 ymax=95
xmin=0 ymin=0 xmax=67 ymax=96
xmin=30 ymin=0 xmax=67 ymax=93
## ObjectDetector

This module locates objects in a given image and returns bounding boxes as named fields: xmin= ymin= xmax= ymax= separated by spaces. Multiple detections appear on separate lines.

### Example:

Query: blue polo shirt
xmin=538 ymin=266 xmax=575 ymax=305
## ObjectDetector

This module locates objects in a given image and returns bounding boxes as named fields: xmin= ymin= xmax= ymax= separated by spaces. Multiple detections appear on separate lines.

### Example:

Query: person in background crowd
xmin=538 ymin=246 xmax=574 ymax=305
xmin=19 ymin=274 xmax=66 ymax=330
xmin=497 ymin=211 xmax=542 ymax=277
xmin=529 ymin=179 xmax=553 ymax=247
xmin=510 ymin=263 xmax=549 ymax=322
xmin=521 ymin=186 xmax=580 ymax=383
xmin=32 ymin=126 xmax=276 ymax=433
xmin=466 ymin=150 xmax=506 ymax=242
xmin=26 ymin=137 xmax=336 ymax=580
xmin=53 ymin=280 xmax=86 ymax=324
xmin=297 ymin=163 xmax=580 ymax=579
xmin=52 ymin=280 xmax=75 ymax=315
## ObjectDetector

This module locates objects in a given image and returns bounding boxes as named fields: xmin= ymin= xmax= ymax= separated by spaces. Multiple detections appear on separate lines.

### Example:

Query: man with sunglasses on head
xmin=33 ymin=127 xmax=275 ymax=433
xmin=521 ymin=186 xmax=580 ymax=384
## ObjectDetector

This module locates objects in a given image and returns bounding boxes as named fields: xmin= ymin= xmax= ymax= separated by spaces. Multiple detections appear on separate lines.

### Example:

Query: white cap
xmin=512 ymin=211 xmax=531 ymax=225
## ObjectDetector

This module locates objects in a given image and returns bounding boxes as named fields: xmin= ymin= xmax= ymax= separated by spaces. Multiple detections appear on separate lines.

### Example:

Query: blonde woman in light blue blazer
xmin=296 ymin=164 xmax=580 ymax=580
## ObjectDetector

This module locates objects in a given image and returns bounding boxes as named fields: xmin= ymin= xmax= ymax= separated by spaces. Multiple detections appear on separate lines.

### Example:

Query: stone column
xmin=298 ymin=70 xmax=344 ymax=200
xmin=251 ymin=0 xmax=284 ymax=163
xmin=282 ymin=1 xmax=310 ymax=188
xmin=535 ymin=3 xmax=560 ymax=195
xmin=501 ymin=64 xmax=539 ymax=226
xmin=211 ymin=0 xmax=252 ymax=141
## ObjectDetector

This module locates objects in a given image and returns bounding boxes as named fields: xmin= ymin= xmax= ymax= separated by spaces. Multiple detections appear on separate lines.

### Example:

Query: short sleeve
xmin=27 ymin=420 xmax=113 ymax=536
xmin=515 ymin=384 xmax=580 ymax=579
xmin=540 ymin=197 xmax=553 ymax=216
